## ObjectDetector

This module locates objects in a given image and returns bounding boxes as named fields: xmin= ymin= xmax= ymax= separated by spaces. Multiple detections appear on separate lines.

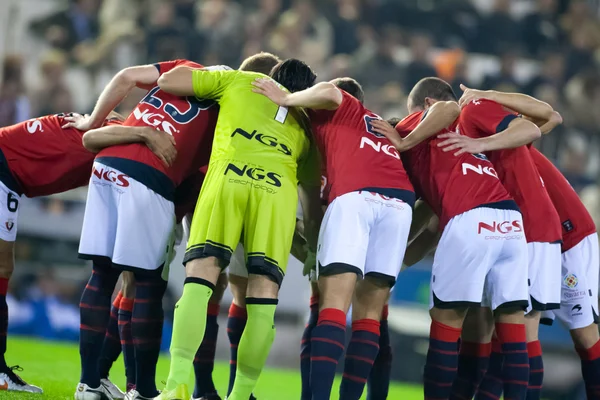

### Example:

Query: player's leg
xmin=339 ymin=193 xmax=411 ymax=400
xmin=97 ymin=284 xmax=125 ymax=399
xmin=486 ymin=220 xmax=530 ymax=399
xmin=192 ymin=271 xmax=228 ymax=400
xmin=162 ymin=167 xmax=245 ymax=399
xmin=424 ymin=208 xmax=497 ymax=400
xmin=118 ymin=272 xmax=136 ymax=393
xmin=301 ymin=280 xmax=319 ymax=400
xmin=553 ymin=234 xmax=600 ymax=398
xmin=76 ymin=163 xmax=123 ymax=398
xmin=453 ymin=307 xmax=495 ymax=400
xmin=309 ymin=192 xmax=370 ymax=400
xmin=226 ymin=272 xmax=249 ymax=398
xmin=524 ymin=242 xmax=562 ymax=400
xmin=227 ymin=182 xmax=298 ymax=400
xmin=366 ymin=301 xmax=392 ymax=400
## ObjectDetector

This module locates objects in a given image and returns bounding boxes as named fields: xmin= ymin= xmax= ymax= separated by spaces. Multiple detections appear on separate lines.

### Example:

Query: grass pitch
xmin=1 ymin=337 xmax=421 ymax=399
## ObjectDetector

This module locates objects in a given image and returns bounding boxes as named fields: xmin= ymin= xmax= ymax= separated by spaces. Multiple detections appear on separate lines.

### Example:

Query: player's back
xmin=309 ymin=90 xmax=413 ymax=204
xmin=459 ymin=99 xmax=561 ymax=243
xmin=397 ymin=111 xmax=514 ymax=228
xmin=529 ymin=147 xmax=596 ymax=251
xmin=194 ymin=70 xmax=311 ymax=179
xmin=98 ymin=59 xmax=219 ymax=192
xmin=0 ymin=114 xmax=101 ymax=197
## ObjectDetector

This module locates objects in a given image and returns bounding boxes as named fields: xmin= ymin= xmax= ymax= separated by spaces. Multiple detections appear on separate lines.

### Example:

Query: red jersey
xmin=529 ymin=147 xmax=596 ymax=251
xmin=97 ymin=59 xmax=218 ymax=201
xmin=396 ymin=111 xmax=515 ymax=229
xmin=309 ymin=91 xmax=414 ymax=205
xmin=0 ymin=114 xmax=118 ymax=197
xmin=459 ymin=99 xmax=561 ymax=243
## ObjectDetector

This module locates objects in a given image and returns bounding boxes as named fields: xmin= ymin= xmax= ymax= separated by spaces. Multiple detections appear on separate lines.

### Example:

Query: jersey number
xmin=6 ymin=193 xmax=18 ymax=213
xmin=141 ymin=87 xmax=214 ymax=124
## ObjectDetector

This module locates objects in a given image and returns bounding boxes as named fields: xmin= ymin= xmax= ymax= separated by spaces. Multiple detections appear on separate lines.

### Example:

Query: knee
xmin=571 ymin=324 xmax=600 ymax=349
xmin=246 ymin=274 xmax=279 ymax=300
xmin=229 ymin=274 xmax=249 ymax=306
xmin=0 ymin=241 xmax=15 ymax=279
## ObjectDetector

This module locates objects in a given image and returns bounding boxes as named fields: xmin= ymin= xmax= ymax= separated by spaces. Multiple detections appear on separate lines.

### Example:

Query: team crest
xmin=5 ymin=220 xmax=13 ymax=232
xmin=563 ymin=273 xmax=578 ymax=289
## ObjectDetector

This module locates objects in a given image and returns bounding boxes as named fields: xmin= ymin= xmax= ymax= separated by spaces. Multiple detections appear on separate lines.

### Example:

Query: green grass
xmin=0 ymin=337 xmax=422 ymax=399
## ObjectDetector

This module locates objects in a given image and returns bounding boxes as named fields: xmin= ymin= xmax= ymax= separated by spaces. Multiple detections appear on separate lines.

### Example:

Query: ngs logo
xmin=478 ymin=220 xmax=522 ymax=235
xmin=231 ymin=128 xmax=292 ymax=156
xmin=92 ymin=166 xmax=130 ymax=187
xmin=225 ymin=162 xmax=282 ymax=187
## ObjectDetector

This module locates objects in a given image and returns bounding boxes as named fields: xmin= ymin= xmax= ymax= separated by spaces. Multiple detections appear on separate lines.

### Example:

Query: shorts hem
xmin=318 ymin=262 xmax=363 ymax=278
xmin=247 ymin=252 xmax=284 ymax=287
xmin=494 ymin=300 xmax=528 ymax=311
xmin=364 ymin=271 xmax=396 ymax=287
xmin=184 ymin=242 xmax=233 ymax=268
xmin=530 ymin=296 xmax=560 ymax=311
xmin=540 ymin=317 xmax=554 ymax=326
xmin=78 ymin=253 xmax=165 ymax=277
xmin=432 ymin=292 xmax=480 ymax=309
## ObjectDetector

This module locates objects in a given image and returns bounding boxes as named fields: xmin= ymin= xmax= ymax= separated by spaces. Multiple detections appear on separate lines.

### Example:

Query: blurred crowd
xmin=2 ymin=0 xmax=600 ymax=309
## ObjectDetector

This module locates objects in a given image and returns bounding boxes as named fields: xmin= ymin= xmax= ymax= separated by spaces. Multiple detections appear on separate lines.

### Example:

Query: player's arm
xmin=159 ymin=67 xmax=236 ymax=99
xmin=370 ymin=101 xmax=460 ymax=152
xmin=253 ymin=80 xmax=342 ymax=110
xmin=404 ymin=216 xmax=440 ymax=267
xmin=63 ymin=65 xmax=160 ymax=130
xmin=458 ymin=84 xmax=563 ymax=134
xmin=82 ymin=125 xmax=177 ymax=167
xmin=408 ymin=200 xmax=436 ymax=242
xmin=438 ymin=101 xmax=541 ymax=156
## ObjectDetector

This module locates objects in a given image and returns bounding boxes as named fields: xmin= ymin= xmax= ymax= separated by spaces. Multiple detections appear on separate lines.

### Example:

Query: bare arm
xmin=298 ymin=184 xmax=323 ymax=253
xmin=459 ymin=84 xmax=563 ymax=134
xmin=252 ymin=80 xmax=343 ymax=110
xmin=82 ymin=125 xmax=177 ymax=166
xmin=64 ymin=65 xmax=160 ymax=130
xmin=404 ymin=216 xmax=440 ymax=267
xmin=157 ymin=66 xmax=195 ymax=97
xmin=408 ymin=200 xmax=436 ymax=242
xmin=438 ymin=118 xmax=541 ymax=156
xmin=370 ymin=101 xmax=460 ymax=152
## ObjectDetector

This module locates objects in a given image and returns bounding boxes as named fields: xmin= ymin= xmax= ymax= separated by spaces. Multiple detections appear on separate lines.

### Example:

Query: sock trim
xmin=495 ymin=322 xmax=526 ymax=344
xmin=430 ymin=320 xmax=462 ymax=342
xmin=228 ymin=302 xmax=247 ymax=319
xmin=120 ymin=297 xmax=134 ymax=312
xmin=527 ymin=340 xmax=543 ymax=358
xmin=381 ymin=304 xmax=389 ymax=321
xmin=207 ymin=302 xmax=220 ymax=316
xmin=0 ymin=278 xmax=7 ymax=296
xmin=318 ymin=308 xmax=346 ymax=327
xmin=577 ymin=339 xmax=600 ymax=361
xmin=112 ymin=291 xmax=123 ymax=308
xmin=352 ymin=318 xmax=380 ymax=335
xmin=460 ymin=341 xmax=492 ymax=357
xmin=184 ymin=277 xmax=215 ymax=291
xmin=246 ymin=297 xmax=278 ymax=305
xmin=310 ymin=296 xmax=320 ymax=307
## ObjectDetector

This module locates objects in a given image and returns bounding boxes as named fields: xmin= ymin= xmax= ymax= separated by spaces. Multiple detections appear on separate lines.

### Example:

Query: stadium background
xmin=0 ymin=0 xmax=600 ymax=398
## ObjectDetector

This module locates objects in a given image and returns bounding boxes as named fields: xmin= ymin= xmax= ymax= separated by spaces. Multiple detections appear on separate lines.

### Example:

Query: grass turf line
xmin=0 ymin=337 xmax=421 ymax=399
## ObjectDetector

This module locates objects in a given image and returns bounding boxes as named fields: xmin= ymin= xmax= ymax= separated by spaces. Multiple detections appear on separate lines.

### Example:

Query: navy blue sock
xmin=367 ymin=305 xmax=392 ymax=400
xmin=577 ymin=339 xmax=600 ymax=399
xmin=340 ymin=319 xmax=380 ymax=400
xmin=132 ymin=273 xmax=166 ymax=398
xmin=0 ymin=278 xmax=9 ymax=369
xmin=310 ymin=308 xmax=347 ymax=400
xmin=193 ymin=302 xmax=220 ymax=398
xmin=79 ymin=261 xmax=121 ymax=387
xmin=475 ymin=339 xmax=503 ymax=400
xmin=118 ymin=296 xmax=135 ymax=390
xmin=227 ymin=303 xmax=247 ymax=397
xmin=450 ymin=341 xmax=491 ymax=400
xmin=300 ymin=296 xmax=319 ymax=400
xmin=496 ymin=323 xmax=529 ymax=400
xmin=98 ymin=291 xmax=122 ymax=379
xmin=423 ymin=320 xmax=461 ymax=400
xmin=526 ymin=341 xmax=543 ymax=400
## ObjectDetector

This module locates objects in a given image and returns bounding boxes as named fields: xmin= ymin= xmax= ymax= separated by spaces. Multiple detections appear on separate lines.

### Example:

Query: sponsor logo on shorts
xmin=564 ymin=273 xmax=578 ymax=289
xmin=225 ymin=162 xmax=282 ymax=194
xmin=562 ymin=219 xmax=574 ymax=233
xmin=477 ymin=220 xmax=523 ymax=240
xmin=4 ymin=220 xmax=13 ymax=232
xmin=231 ymin=128 xmax=292 ymax=156
xmin=358 ymin=191 xmax=405 ymax=210
xmin=92 ymin=166 xmax=131 ymax=191
xmin=572 ymin=304 xmax=583 ymax=317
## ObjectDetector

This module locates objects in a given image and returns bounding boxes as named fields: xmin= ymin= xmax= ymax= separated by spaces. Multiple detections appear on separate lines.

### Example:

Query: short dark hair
xmin=239 ymin=52 xmax=280 ymax=75
xmin=386 ymin=117 xmax=402 ymax=127
xmin=407 ymin=77 xmax=457 ymax=111
xmin=331 ymin=77 xmax=364 ymax=103
xmin=269 ymin=58 xmax=317 ymax=93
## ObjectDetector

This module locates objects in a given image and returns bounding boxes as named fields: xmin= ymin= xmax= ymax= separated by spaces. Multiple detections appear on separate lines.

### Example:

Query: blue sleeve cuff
xmin=153 ymin=63 xmax=161 ymax=74
xmin=496 ymin=114 xmax=518 ymax=133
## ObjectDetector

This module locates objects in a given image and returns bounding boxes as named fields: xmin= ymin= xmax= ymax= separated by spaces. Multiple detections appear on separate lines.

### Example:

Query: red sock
xmin=577 ymin=339 xmax=600 ymax=399
xmin=424 ymin=321 xmax=461 ymax=400
xmin=496 ymin=323 xmax=529 ymax=400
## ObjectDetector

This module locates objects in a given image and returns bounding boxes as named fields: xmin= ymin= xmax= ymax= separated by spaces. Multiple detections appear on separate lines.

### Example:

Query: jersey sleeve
xmin=461 ymin=99 xmax=518 ymax=137
xmin=297 ymin=140 xmax=321 ymax=186
xmin=154 ymin=59 xmax=193 ymax=75
xmin=192 ymin=69 xmax=240 ymax=100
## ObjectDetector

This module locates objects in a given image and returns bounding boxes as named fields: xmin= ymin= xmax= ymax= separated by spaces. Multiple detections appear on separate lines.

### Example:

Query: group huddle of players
xmin=0 ymin=50 xmax=597 ymax=400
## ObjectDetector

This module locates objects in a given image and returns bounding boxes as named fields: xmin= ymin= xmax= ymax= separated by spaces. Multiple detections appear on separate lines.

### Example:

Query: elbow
xmin=116 ymin=67 xmax=138 ymax=89
xmin=81 ymin=132 xmax=98 ymax=152
xmin=530 ymin=124 xmax=542 ymax=141
xmin=443 ymin=101 xmax=461 ymax=120
xmin=156 ymin=74 xmax=170 ymax=91
xmin=319 ymin=82 xmax=343 ymax=109
xmin=550 ymin=111 xmax=563 ymax=127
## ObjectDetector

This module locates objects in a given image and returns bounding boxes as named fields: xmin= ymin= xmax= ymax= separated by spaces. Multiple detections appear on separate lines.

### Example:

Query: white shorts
xmin=228 ymin=243 xmax=247 ymax=278
xmin=527 ymin=241 xmax=562 ymax=312
xmin=0 ymin=180 xmax=19 ymax=242
xmin=78 ymin=162 xmax=175 ymax=272
xmin=430 ymin=207 xmax=529 ymax=311
xmin=541 ymin=233 xmax=599 ymax=329
xmin=317 ymin=191 xmax=412 ymax=285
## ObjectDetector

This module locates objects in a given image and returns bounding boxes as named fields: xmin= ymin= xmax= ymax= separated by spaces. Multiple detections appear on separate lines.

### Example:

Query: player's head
xmin=386 ymin=117 xmax=402 ymax=127
xmin=239 ymin=52 xmax=281 ymax=75
xmin=269 ymin=58 xmax=317 ymax=93
xmin=407 ymin=77 xmax=457 ymax=113
xmin=330 ymin=77 xmax=364 ymax=104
